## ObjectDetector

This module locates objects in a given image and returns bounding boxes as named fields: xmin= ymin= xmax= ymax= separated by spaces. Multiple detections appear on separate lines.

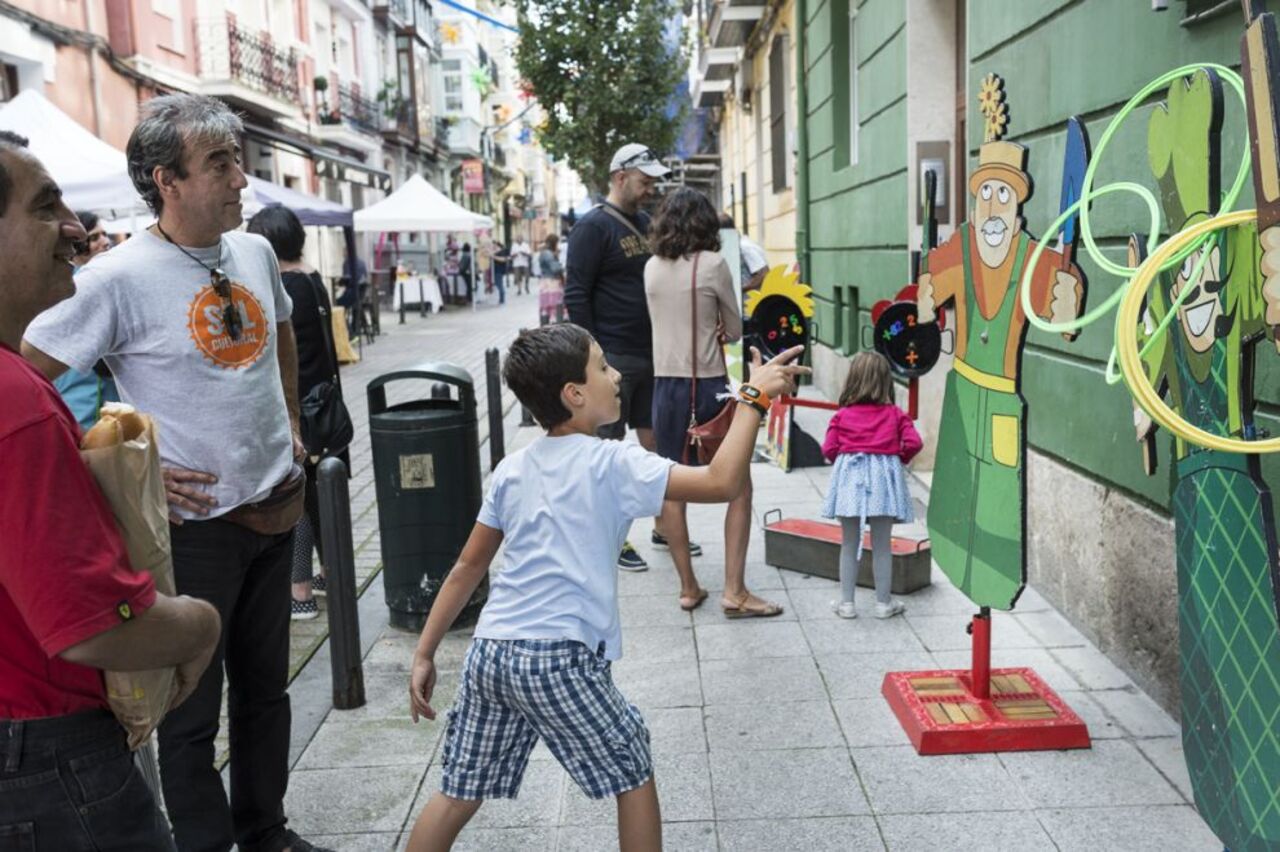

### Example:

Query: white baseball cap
xmin=609 ymin=143 xmax=671 ymax=177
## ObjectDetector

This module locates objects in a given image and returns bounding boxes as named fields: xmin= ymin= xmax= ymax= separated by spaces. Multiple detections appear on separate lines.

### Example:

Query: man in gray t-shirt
xmin=23 ymin=95 xmax=328 ymax=852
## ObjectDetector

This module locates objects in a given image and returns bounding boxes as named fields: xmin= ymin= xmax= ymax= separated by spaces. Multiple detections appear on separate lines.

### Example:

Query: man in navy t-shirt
xmin=566 ymin=143 xmax=692 ymax=571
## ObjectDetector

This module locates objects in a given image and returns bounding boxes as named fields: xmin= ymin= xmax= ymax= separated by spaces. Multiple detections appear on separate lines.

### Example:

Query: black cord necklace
xmin=155 ymin=222 xmax=223 ymax=272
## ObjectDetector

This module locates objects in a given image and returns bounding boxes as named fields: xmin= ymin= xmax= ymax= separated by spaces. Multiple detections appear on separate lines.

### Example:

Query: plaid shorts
xmin=440 ymin=638 xmax=652 ymax=800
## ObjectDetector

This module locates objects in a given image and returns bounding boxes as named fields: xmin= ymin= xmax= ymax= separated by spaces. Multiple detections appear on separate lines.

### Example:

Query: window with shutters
xmin=769 ymin=34 xmax=790 ymax=193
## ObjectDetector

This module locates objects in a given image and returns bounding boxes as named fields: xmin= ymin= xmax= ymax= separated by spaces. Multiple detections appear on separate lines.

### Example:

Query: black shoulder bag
xmin=299 ymin=273 xmax=354 ymax=457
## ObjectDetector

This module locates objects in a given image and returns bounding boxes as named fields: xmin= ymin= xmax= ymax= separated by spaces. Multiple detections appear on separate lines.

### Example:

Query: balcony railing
xmin=226 ymin=19 xmax=300 ymax=103
xmin=337 ymin=82 xmax=378 ymax=134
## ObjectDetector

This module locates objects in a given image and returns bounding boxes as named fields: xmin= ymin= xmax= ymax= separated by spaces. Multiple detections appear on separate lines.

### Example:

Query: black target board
xmin=873 ymin=301 xmax=940 ymax=378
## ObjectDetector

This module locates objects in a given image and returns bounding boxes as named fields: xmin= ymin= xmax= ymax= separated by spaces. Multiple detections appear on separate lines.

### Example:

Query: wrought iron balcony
xmin=227 ymin=19 xmax=300 ymax=103
xmin=337 ymin=82 xmax=378 ymax=134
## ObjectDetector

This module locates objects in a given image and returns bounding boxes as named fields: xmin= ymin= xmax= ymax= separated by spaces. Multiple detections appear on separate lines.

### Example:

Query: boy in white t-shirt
xmin=406 ymin=324 xmax=806 ymax=851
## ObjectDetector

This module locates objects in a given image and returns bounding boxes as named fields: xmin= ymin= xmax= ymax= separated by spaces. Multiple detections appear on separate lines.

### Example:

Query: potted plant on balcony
xmin=376 ymin=80 xmax=406 ymax=130
xmin=313 ymin=75 xmax=329 ymax=92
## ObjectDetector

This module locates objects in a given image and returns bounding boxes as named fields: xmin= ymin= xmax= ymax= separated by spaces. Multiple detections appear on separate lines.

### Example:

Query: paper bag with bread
xmin=80 ymin=403 xmax=178 ymax=748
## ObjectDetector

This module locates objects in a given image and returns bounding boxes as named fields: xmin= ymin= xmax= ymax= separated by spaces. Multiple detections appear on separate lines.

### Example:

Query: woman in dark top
xmin=247 ymin=206 xmax=346 ymax=620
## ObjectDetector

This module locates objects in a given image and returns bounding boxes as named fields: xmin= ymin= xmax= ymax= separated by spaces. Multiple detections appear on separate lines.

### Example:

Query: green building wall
xmin=798 ymin=0 xmax=1267 ymax=711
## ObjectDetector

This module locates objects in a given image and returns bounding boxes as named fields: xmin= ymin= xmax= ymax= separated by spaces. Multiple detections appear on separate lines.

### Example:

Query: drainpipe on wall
xmin=82 ymin=0 xmax=103 ymax=137
xmin=794 ymin=0 xmax=811 ymax=284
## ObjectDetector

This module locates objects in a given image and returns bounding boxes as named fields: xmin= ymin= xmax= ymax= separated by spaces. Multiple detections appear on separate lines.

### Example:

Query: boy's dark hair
xmin=246 ymin=205 xmax=306 ymax=262
xmin=503 ymin=324 xmax=593 ymax=429
xmin=0 ymin=130 xmax=31 ymax=217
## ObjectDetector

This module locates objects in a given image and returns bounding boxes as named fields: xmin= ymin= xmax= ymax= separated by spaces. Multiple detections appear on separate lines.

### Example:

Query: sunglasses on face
xmin=211 ymin=268 xmax=243 ymax=341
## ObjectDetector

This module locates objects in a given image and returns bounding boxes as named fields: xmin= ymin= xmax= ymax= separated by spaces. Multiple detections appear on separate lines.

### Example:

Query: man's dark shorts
xmin=598 ymin=351 xmax=654 ymax=439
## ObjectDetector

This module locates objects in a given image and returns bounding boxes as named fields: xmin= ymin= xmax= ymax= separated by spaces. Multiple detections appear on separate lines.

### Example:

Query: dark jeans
xmin=493 ymin=266 xmax=506 ymax=304
xmin=0 ymin=709 xmax=174 ymax=851
xmin=159 ymin=518 xmax=293 ymax=852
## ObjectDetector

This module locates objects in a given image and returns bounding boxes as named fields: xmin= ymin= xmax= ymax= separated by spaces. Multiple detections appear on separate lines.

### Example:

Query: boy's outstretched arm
xmin=409 ymin=522 xmax=503 ymax=722
xmin=666 ymin=345 xmax=809 ymax=504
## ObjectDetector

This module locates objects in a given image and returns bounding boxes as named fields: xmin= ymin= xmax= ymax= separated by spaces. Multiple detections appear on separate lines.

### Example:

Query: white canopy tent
xmin=353 ymin=174 xmax=492 ymax=232
xmin=0 ymin=89 xmax=147 ymax=219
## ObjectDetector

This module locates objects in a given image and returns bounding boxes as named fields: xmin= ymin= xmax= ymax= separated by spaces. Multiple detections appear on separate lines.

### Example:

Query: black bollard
xmin=486 ymin=347 xmax=504 ymax=470
xmin=398 ymin=281 xmax=405 ymax=325
xmin=316 ymin=457 xmax=366 ymax=710
xmin=419 ymin=279 xmax=426 ymax=317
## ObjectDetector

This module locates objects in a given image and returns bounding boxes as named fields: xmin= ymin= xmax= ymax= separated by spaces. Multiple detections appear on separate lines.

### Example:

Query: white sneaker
xmin=874 ymin=600 xmax=906 ymax=619
xmin=831 ymin=600 xmax=857 ymax=619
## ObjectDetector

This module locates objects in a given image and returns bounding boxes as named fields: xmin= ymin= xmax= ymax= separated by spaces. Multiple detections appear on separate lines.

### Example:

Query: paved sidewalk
xmin=274 ymin=305 xmax=1220 ymax=851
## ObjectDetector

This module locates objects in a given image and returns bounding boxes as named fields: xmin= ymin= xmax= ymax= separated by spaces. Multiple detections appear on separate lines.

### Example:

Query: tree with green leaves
xmin=512 ymin=0 xmax=688 ymax=193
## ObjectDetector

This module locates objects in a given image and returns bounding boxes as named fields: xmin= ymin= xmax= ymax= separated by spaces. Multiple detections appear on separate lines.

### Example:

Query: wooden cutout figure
xmin=1133 ymin=67 xmax=1280 ymax=852
xmin=916 ymin=75 xmax=1084 ymax=610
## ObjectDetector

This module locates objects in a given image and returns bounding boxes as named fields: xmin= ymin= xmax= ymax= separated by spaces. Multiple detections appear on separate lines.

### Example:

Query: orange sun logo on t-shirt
xmin=186 ymin=281 xmax=270 ymax=369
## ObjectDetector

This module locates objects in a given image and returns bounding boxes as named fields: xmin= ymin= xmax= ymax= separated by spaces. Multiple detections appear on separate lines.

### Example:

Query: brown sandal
xmin=721 ymin=591 xmax=783 ymax=619
xmin=680 ymin=589 xmax=709 ymax=611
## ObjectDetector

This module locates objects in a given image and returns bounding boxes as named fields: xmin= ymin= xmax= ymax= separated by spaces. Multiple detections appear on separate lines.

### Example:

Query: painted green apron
xmin=1169 ymin=332 xmax=1280 ymax=852
xmin=928 ymin=231 xmax=1028 ymax=611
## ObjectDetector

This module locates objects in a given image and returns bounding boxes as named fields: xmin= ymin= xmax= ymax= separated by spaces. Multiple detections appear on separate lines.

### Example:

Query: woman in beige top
xmin=644 ymin=188 xmax=783 ymax=618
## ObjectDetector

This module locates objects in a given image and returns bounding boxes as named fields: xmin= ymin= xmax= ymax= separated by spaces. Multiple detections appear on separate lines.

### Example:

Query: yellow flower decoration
xmin=984 ymin=101 xmax=1009 ymax=142
xmin=440 ymin=22 xmax=461 ymax=45
xmin=977 ymin=73 xmax=1004 ymax=117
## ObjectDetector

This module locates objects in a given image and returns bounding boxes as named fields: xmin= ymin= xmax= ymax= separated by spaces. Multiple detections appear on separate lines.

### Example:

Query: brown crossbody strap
xmin=689 ymin=252 xmax=700 ymax=426
xmin=596 ymin=203 xmax=648 ymax=242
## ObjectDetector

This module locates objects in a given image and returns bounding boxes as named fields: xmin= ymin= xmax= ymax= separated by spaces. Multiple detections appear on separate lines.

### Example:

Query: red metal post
xmin=971 ymin=610 xmax=992 ymax=700
xmin=908 ymin=377 xmax=919 ymax=419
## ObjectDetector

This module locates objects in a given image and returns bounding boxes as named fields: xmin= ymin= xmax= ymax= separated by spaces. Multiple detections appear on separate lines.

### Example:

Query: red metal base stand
xmin=882 ymin=609 xmax=1091 ymax=754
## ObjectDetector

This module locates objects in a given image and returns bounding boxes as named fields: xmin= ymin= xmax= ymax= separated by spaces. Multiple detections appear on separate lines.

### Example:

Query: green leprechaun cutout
xmin=1133 ymin=67 xmax=1280 ymax=852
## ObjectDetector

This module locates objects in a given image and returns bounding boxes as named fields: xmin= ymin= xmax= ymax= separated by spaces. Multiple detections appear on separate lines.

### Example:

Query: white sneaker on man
xmin=874 ymin=600 xmax=906 ymax=619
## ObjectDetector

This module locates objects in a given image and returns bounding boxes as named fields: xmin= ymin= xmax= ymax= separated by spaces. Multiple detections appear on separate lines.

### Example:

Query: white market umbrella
xmin=0 ymin=90 xmax=147 ymax=217
xmin=353 ymin=174 xmax=492 ymax=233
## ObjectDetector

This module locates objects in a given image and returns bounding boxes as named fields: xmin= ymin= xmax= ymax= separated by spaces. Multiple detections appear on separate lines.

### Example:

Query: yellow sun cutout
xmin=744 ymin=265 xmax=815 ymax=319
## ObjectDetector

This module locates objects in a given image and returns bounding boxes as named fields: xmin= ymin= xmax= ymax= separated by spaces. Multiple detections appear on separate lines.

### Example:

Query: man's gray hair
xmin=0 ymin=130 xmax=30 ymax=217
xmin=126 ymin=94 xmax=244 ymax=214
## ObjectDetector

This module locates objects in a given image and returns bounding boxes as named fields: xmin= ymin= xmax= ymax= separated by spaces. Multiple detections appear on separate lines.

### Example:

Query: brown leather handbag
xmin=684 ymin=252 xmax=736 ymax=464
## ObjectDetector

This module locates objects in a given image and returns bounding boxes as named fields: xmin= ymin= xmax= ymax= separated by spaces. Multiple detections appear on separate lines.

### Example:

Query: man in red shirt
xmin=0 ymin=131 xmax=221 ymax=850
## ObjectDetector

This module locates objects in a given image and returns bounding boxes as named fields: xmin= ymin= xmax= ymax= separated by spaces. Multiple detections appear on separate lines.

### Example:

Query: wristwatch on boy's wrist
xmin=738 ymin=383 xmax=770 ymax=415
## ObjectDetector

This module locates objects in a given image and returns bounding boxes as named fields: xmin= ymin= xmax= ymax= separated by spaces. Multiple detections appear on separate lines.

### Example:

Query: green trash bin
xmin=367 ymin=362 xmax=486 ymax=631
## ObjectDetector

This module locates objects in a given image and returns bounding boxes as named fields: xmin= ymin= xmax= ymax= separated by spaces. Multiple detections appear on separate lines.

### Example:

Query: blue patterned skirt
xmin=821 ymin=452 xmax=914 ymax=525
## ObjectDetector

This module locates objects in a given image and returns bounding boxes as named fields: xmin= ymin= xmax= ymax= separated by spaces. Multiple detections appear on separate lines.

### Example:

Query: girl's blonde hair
xmin=839 ymin=351 xmax=894 ymax=407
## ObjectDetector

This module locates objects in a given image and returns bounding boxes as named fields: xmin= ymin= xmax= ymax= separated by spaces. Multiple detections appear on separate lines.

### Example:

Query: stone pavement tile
xmin=338 ymin=672 xmax=456 ymax=721
xmin=561 ymin=753 xmax=713 ymax=825
xmin=447 ymin=827 xmax=556 ymax=851
xmin=1133 ymin=736 xmax=1194 ymax=803
xmin=557 ymin=822 xmax=718 ymax=852
xmin=705 ymin=699 xmax=845 ymax=751
xmin=785 ymin=586 xmax=850 ymax=621
xmin=801 ymin=617 xmax=928 ymax=655
xmin=872 ymin=582 xmax=967 ymax=616
xmin=709 ymin=748 xmax=870 ymax=819
xmin=929 ymin=648 xmax=1084 ymax=695
xmin=622 ymin=625 xmax=697 ymax=664
xmin=1036 ymin=804 xmax=1222 ymax=851
xmin=814 ymin=651 xmax=938 ymax=700
xmin=1049 ymin=646 xmax=1135 ymax=690
xmin=1011 ymin=586 xmax=1053 ymax=612
xmin=1011 ymin=610 xmax=1090 ymax=648
xmin=611 ymin=658 xmax=703 ymax=708
xmin=854 ymin=747 xmax=1027 ymax=814
xmin=644 ymin=706 xmax=708 ymax=754
xmin=619 ymin=593 xmax=700 ymax=628
xmin=1087 ymin=686 xmax=1181 ymax=738
xmin=719 ymin=816 xmax=884 ymax=851
xmin=832 ymin=698 xmax=914 ymax=749
xmin=782 ymin=570 xmax=841 ymax=592
xmin=877 ymin=811 xmax=1055 ymax=851
xmin=699 ymin=656 xmax=827 ymax=705
xmin=284 ymin=765 xmax=424 ymax=835
xmin=417 ymin=760 xmax=566 ymax=829
xmin=360 ymin=634 xmax=418 ymax=672
xmin=906 ymin=613 xmax=1038 ymax=652
xmin=618 ymin=564 xmax=700 ymax=597
xmin=695 ymin=620 xmax=810 ymax=659
xmin=998 ymin=739 xmax=1183 ymax=808
xmin=307 ymin=833 xmax=399 ymax=851
xmin=1048 ymin=691 xmax=1126 ymax=740
xmin=297 ymin=717 xmax=442 ymax=770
